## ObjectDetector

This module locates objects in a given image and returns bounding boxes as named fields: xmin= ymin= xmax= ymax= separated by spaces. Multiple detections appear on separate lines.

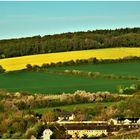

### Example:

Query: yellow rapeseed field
xmin=0 ymin=47 xmax=140 ymax=71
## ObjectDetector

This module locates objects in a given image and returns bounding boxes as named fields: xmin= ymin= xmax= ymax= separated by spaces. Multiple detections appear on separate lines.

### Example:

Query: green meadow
xmin=48 ymin=61 xmax=140 ymax=78
xmin=0 ymin=61 xmax=139 ymax=94
xmin=34 ymin=102 xmax=114 ymax=114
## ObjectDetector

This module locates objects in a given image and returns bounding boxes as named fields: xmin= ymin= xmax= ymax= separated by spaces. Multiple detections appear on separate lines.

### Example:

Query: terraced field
xmin=0 ymin=47 xmax=140 ymax=71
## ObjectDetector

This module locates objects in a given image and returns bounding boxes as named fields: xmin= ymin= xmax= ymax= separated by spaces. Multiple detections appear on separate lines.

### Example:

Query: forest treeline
xmin=0 ymin=27 xmax=140 ymax=59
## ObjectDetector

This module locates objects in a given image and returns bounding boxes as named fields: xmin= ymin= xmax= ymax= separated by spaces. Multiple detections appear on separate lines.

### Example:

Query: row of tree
xmin=0 ymin=27 xmax=140 ymax=58
xmin=63 ymin=70 xmax=138 ymax=81
xmin=26 ymin=56 xmax=140 ymax=70
xmin=1 ymin=90 xmax=122 ymax=111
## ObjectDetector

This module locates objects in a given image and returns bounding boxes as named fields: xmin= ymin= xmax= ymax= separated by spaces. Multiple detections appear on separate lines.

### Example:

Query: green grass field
xmin=34 ymin=102 xmax=113 ymax=114
xmin=49 ymin=61 xmax=140 ymax=78
xmin=0 ymin=61 xmax=139 ymax=94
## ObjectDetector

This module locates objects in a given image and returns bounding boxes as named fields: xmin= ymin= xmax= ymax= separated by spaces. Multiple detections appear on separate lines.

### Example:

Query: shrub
xmin=49 ymin=62 xmax=55 ymax=67
xmin=42 ymin=112 xmax=55 ymax=123
xmin=2 ymin=133 xmax=11 ymax=139
xmin=41 ymin=63 xmax=50 ymax=68
xmin=88 ymin=57 xmax=97 ymax=64
xmin=25 ymin=127 xmax=36 ymax=139
xmin=11 ymin=132 xmax=23 ymax=139
xmin=0 ymin=65 xmax=5 ymax=73
xmin=55 ymin=62 xmax=63 ymax=66
xmin=118 ymin=84 xmax=140 ymax=94
xmin=123 ymin=88 xmax=137 ymax=94
xmin=26 ymin=64 xmax=33 ymax=70
xmin=0 ymin=103 xmax=4 ymax=112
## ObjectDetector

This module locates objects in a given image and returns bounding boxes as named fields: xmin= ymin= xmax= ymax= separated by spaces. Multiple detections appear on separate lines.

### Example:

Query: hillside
xmin=0 ymin=28 xmax=140 ymax=59
xmin=0 ymin=61 xmax=139 ymax=94
xmin=0 ymin=47 xmax=140 ymax=71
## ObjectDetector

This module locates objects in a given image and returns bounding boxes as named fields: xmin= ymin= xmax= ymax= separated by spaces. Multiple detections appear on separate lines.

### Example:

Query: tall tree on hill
xmin=0 ymin=28 xmax=140 ymax=59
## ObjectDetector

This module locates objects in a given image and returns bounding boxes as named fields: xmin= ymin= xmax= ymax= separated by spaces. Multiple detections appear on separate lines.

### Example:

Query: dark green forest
xmin=0 ymin=27 xmax=140 ymax=59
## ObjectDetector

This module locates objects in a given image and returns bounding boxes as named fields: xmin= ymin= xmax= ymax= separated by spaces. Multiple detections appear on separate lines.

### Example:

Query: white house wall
xmin=67 ymin=129 xmax=108 ymax=138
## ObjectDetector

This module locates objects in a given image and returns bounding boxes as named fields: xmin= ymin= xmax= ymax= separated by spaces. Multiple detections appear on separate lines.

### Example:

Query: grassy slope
xmin=49 ymin=61 xmax=140 ymax=78
xmin=33 ymin=102 xmax=113 ymax=114
xmin=0 ymin=61 xmax=139 ymax=94
xmin=0 ymin=71 xmax=135 ymax=94
xmin=0 ymin=47 xmax=140 ymax=71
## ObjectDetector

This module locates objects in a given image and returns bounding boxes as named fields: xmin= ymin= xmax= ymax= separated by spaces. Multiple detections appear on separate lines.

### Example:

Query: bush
xmin=25 ymin=127 xmax=36 ymax=139
xmin=26 ymin=64 xmax=33 ymax=70
xmin=123 ymin=88 xmax=137 ymax=94
xmin=0 ymin=65 xmax=5 ymax=73
xmin=34 ymin=123 xmax=46 ymax=139
xmin=0 ymin=103 xmax=4 ymax=112
xmin=10 ymin=120 xmax=27 ymax=133
xmin=32 ymin=65 xmax=40 ymax=70
xmin=55 ymin=62 xmax=63 ymax=66
xmin=11 ymin=132 xmax=23 ymax=139
xmin=118 ymin=84 xmax=140 ymax=94
xmin=2 ymin=133 xmax=11 ymax=139
xmin=88 ymin=57 xmax=97 ymax=64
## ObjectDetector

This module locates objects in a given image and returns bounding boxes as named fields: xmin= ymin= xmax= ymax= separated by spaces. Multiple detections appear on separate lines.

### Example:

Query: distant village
xmin=1 ymin=90 xmax=140 ymax=139
xmin=39 ymin=113 xmax=140 ymax=139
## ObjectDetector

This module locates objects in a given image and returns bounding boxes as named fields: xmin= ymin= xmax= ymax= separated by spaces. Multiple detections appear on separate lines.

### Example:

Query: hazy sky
xmin=0 ymin=1 xmax=140 ymax=39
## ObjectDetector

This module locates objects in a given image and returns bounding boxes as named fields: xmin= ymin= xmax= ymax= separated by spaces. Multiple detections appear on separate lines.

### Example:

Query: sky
xmin=0 ymin=1 xmax=140 ymax=39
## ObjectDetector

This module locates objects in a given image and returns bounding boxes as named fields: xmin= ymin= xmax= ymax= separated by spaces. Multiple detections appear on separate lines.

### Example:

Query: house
xmin=137 ymin=119 xmax=140 ymax=124
xmin=108 ymin=118 xmax=140 ymax=125
xmin=123 ymin=119 xmax=131 ymax=125
xmin=57 ymin=112 xmax=75 ymax=122
xmin=42 ymin=129 xmax=53 ymax=140
xmin=127 ymin=118 xmax=140 ymax=124
xmin=65 ymin=125 xmax=108 ymax=138
xmin=69 ymin=113 xmax=75 ymax=121
xmin=57 ymin=120 xmax=107 ymax=125
xmin=54 ymin=109 xmax=76 ymax=122
xmin=118 ymin=118 xmax=140 ymax=125
xmin=108 ymin=118 xmax=118 ymax=125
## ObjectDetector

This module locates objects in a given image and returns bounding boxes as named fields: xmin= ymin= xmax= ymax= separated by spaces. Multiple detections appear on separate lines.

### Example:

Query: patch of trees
xmin=115 ymin=92 xmax=140 ymax=118
xmin=0 ymin=110 xmax=46 ymax=139
xmin=92 ymin=91 xmax=140 ymax=121
xmin=0 ymin=27 xmax=140 ymax=58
